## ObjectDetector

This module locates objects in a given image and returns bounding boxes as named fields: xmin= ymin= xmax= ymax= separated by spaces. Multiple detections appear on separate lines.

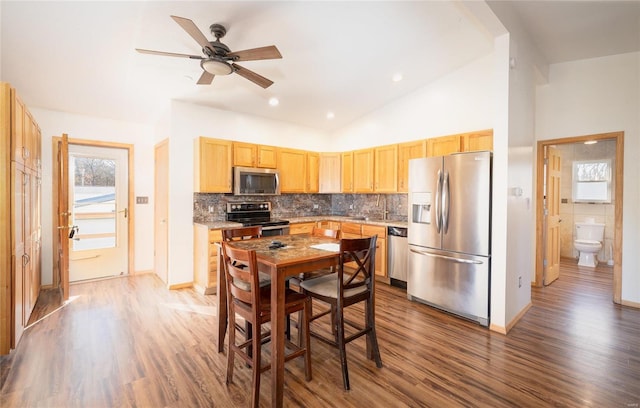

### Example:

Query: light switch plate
xmin=136 ymin=196 xmax=149 ymax=204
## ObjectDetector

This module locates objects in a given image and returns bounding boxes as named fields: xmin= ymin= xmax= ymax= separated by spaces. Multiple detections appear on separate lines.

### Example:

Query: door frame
xmin=534 ymin=131 xmax=624 ymax=304
xmin=52 ymin=137 xmax=134 ymax=289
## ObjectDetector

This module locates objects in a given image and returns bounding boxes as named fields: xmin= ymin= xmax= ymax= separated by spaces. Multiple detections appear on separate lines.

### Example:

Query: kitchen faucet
xmin=376 ymin=194 xmax=388 ymax=220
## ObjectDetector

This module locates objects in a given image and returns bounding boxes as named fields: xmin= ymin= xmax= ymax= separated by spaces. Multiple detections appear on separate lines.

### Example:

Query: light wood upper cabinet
xmin=10 ymin=89 xmax=25 ymax=166
xmin=194 ymin=137 xmax=232 ymax=193
xmin=398 ymin=140 xmax=426 ymax=192
xmin=353 ymin=148 xmax=374 ymax=193
xmin=427 ymin=134 xmax=461 ymax=157
xmin=257 ymin=145 xmax=277 ymax=168
xmin=233 ymin=142 xmax=278 ymax=168
xmin=461 ymin=129 xmax=493 ymax=152
xmin=319 ymin=153 xmax=341 ymax=193
xmin=341 ymin=151 xmax=354 ymax=193
xmin=278 ymin=148 xmax=307 ymax=193
xmin=374 ymin=144 xmax=397 ymax=193
xmin=307 ymin=152 xmax=319 ymax=193
xmin=233 ymin=142 xmax=256 ymax=167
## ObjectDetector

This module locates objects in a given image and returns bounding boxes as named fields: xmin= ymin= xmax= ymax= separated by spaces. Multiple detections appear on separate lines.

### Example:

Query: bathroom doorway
xmin=535 ymin=131 xmax=623 ymax=304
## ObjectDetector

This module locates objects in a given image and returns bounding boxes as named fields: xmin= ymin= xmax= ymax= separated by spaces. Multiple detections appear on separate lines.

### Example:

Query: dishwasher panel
xmin=387 ymin=226 xmax=408 ymax=289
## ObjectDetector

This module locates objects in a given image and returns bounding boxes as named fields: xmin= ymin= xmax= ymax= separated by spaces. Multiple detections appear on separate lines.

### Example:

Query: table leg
xmin=271 ymin=265 xmax=285 ymax=407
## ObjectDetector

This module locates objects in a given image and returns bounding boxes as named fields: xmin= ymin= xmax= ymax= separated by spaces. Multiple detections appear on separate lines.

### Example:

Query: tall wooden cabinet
xmin=1 ymin=82 xmax=42 ymax=355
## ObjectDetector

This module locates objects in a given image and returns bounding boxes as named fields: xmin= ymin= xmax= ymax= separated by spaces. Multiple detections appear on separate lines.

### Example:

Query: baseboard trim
xmin=489 ymin=302 xmax=533 ymax=335
xmin=168 ymin=282 xmax=193 ymax=290
xmin=621 ymin=299 xmax=640 ymax=309
xmin=133 ymin=270 xmax=154 ymax=275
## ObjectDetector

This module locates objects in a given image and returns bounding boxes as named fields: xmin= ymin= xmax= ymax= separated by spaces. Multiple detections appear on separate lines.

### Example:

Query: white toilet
xmin=574 ymin=221 xmax=605 ymax=267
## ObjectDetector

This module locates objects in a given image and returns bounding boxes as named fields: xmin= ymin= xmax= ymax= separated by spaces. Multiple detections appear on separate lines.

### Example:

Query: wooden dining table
xmin=216 ymin=233 xmax=340 ymax=407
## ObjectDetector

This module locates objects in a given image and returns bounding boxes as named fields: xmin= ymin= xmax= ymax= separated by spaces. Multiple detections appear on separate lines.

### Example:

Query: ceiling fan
xmin=136 ymin=15 xmax=282 ymax=88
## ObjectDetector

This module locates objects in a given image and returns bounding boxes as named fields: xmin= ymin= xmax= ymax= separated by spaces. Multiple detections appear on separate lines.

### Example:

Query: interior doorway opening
xmin=535 ymin=131 xmax=623 ymax=304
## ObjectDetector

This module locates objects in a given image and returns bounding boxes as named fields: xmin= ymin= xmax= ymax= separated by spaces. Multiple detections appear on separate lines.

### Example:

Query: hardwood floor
xmin=1 ymin=259 xmax=638 ymax=407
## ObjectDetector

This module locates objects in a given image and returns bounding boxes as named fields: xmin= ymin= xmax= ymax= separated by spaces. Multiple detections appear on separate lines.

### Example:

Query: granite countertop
xmin=194 ymin=221 xmax=243 ymax=229
xmin=195 ymin=216 xmax=407 ymax=230
xmin=283 ymin=215 xmax=408 ymax=228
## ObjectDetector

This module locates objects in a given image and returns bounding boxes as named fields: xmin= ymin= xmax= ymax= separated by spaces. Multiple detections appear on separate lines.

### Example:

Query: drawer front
xmin=362 ymin=224 xmax=386 ymax=238
xmin=290 ymin=222 xmax=315 ymax=235
xmin=341 ymin=222 xmax=361 ymax=236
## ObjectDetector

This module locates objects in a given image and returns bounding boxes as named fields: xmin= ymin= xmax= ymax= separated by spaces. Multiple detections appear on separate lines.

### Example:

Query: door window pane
xmin=71 ymin=156 xmax=117 ymax=250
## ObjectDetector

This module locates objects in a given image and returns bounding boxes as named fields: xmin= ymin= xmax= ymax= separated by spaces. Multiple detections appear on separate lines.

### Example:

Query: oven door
xmin=261 ymin=225 xmax=290 ymax=237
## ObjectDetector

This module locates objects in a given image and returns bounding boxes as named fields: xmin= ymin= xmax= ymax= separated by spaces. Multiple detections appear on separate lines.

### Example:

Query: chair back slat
xmin=222 ymin=225 xmax=262 ymax=242
xmin=221 ymin=242 xmax=261 ymax=309
xmin=312 ymin=227 xmax=340 ymax=239
xmin=339 ymin=236 xmax=376 ymax=291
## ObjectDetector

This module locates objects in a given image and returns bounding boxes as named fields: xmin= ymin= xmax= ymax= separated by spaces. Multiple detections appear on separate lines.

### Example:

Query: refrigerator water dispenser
xmin=411 ymin=192 xmax=432 ymax=224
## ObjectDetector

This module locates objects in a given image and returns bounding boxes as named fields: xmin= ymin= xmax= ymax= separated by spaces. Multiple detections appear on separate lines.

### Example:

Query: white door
xmin=68 ymin=144 xmax=129 ymax=282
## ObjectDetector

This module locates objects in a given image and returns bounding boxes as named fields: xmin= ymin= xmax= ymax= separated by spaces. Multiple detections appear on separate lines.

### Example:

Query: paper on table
xmin=310 ymin=243 xmax=340 ymax=252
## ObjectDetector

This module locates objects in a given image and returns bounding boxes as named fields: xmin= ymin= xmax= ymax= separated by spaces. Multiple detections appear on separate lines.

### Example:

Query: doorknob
xmin=118 ymin=208 xmax=128 ymax=218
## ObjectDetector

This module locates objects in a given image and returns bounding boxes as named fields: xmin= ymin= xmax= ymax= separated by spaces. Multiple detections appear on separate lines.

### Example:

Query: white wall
xmin=30 ymin=108 xmax=156 ymax=285
xmin=330 ymin=54 xmax=495 ymax=149
xmin=536 ymin=52 xmax=640 ymax=304
xmin=165 ymin=101 xmax=329 ymax=286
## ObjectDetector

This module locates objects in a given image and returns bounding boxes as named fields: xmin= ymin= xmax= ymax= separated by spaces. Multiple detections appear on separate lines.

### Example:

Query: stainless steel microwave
xmin=233 ymin=166 xmax=281 ymax=195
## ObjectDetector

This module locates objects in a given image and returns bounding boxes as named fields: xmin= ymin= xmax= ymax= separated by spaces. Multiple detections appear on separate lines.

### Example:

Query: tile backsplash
xmin=193 ymin=193 xmax=408 ymax=223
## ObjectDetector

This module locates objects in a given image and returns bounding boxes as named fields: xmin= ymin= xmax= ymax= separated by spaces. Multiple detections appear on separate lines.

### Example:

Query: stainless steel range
xmin=226 ymin=201 xmax=290 ymax=236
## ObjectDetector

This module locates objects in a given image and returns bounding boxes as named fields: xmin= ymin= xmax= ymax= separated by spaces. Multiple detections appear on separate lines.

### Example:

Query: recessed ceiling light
xmin=584 ymin=140 xmax=598 ymax=145
xmin=268 ymin=97 xmax=279 ymax=107
xmin=392 ymin=73 xmax=403 ymax=82
xmin=326 ymin=111 xmax=335 ymax=120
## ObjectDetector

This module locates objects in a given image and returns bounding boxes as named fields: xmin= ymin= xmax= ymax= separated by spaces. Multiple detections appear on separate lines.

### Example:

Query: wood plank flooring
xmin=1 ymin=258 xmax=638 ymax=407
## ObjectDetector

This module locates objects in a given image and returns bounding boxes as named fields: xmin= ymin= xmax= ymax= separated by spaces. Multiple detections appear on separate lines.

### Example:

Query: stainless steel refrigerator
xmin=407 ymin=151 xmax=492 ymax=326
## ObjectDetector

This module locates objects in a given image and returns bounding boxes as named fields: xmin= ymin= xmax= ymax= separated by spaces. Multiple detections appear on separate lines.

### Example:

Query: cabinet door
xmin=341 ymin=152 xmax=354 ymax=193
xmin=362 ymin=225 xmax=387 ymax=278
xmin=307 ymin=152 xmax=319 ymax=193
xmin=24 ymin=111 xmax=35 ymax=170
xmin=462 ymin=129 xmax=493 ymax=152
xmin=11 ymin=163 xmax=25 ymax=344
xmin=316 ymin=220 xmax=341 ymax=231
xmin=278 ymin=148 xmax=307 ymax=193
xmin=233 ymin=142 xmax=256 ymax=167
xmin=257 ymin=145 xmax=277 ymax=168
xmin=427 ymin=135 xmax=461 ymax=157
xmin=194 ymin=138 xmax=232 ymax=193
xmin=398 ymin=140 xmax=426 ymax=192
xmin=319 ymin=153 xmax=341 ymax=193
xmin=374 ymin=144 xmax=398 ymax=193
xmin=10 ymin=89 xmax=26 ymax=165
xmin=353 ymin=149 xmax=374 ymax=193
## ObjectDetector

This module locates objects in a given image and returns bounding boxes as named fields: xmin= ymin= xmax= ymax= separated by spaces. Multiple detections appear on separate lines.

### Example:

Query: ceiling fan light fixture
xmin=201 ymin=58 xmax=234 ymax=75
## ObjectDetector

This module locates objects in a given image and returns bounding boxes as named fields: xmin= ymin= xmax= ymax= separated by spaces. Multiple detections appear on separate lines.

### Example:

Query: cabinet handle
xmin=22 ymin=253 xmax=30 ymax=266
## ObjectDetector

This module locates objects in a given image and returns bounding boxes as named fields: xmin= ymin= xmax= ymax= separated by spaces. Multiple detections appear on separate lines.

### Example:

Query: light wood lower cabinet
xmin=362 ymin=224 xmax=387 ymax=279
xmin=193 ymin=225 xmax=222 ymax=295
xmin=340 ymin=222 xmax=387 ymax=279
xmin=289 ymin=222 xmax=315 ymax=235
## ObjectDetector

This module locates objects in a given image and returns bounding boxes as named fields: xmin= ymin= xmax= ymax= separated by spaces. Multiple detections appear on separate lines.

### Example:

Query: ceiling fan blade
xmin=197 ymin=71 xmax=215 ymax=85
xmin=228 ymin=45 xmax=282 ymax=61
xmin=136 ymin=48 xmax=203 ymax=59
xmin=170 ymin=15 xmax=214 ymax=54
xmin=232 ymin=63 xmax=274 ymax=89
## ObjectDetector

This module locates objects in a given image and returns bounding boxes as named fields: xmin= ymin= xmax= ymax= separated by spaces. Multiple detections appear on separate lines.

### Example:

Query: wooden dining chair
xmin=221 ymin=242 xmax=312 ymax=408
xmin=299 ymin=235 xmax=382 ymax=390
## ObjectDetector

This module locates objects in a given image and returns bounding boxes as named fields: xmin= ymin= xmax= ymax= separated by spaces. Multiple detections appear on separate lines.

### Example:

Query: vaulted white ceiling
xmin=1 ymin=1 xmax=638 ymax=132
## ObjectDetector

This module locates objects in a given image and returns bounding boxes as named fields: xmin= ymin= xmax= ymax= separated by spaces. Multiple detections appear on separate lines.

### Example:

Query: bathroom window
xmin=572 ymin=159 xmax=611 ymax=203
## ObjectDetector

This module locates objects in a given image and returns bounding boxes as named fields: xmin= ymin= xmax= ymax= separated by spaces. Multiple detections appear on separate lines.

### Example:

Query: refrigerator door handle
xmin=442 ymin=171 xmax=450 ymax=234
xmin=409 ymin=248 xmax=483 ymax=265
xmin=435 ymin=170 xmax=442 ymax=233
